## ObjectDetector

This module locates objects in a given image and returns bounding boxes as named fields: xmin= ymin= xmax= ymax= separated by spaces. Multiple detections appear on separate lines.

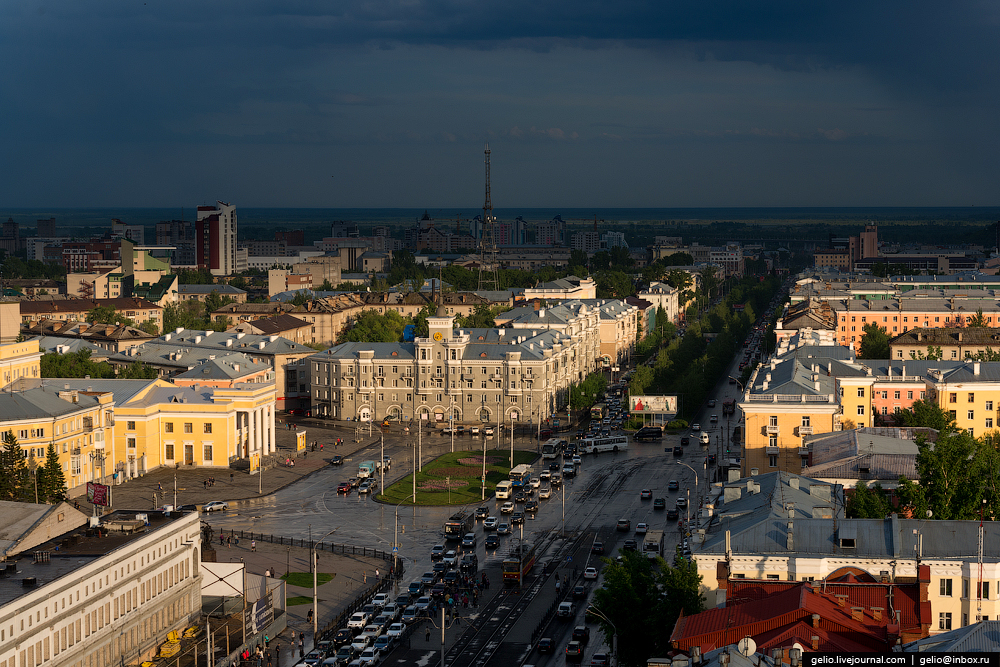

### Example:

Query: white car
xmin=386 ymin=622 xmax=405 ymax=639
xmin=538 ymin=487 xmax=552 ymax=499
xmin=583 ymin=567 xmax=598 ymax=580
xmin=442 ymin=550 xmax=458 ymax=566
xmin=539 ymin=470 xmax=551 ymax=481
xmin=483 ymin=517 xmax=499 ymax=530
xmin=636 ymin=522 xmax=648 ymax=535
xmin=371 ymin=593 xmax=390 ymax=609
xmin=358 ymin=647 xmax=381 ymax=666
xmin=347 ymin=611 xmax=369 ymax=630
xmin=484 ymin=426 xmax=495 ymax=436
xmin=470 ymin=426 xmax=480 ymax=435
xmin=691 ymin=423 xmax=701 ymax=432
xmin=203 ymin=501 xmax=228 ymax=512
xmin=500 ymin=501 xmax=515 ymax=514
xmin=529 ymin=477 xmax=541 ymax=489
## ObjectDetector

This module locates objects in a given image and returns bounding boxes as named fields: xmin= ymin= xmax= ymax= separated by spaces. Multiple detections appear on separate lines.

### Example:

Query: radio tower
xmin=478 ymin=143 xmax=500 ymax=291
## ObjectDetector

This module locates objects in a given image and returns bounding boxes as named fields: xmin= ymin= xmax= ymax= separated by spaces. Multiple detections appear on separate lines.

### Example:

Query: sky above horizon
xmin=2 ymin=1 xmax=998 ymax=209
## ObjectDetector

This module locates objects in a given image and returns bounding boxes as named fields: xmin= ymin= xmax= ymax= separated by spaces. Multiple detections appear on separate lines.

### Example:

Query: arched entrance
xmin=478 ymin=407 xmax=492 ymax=422
xmin=358 ymin=406 xmax=371 ymax=422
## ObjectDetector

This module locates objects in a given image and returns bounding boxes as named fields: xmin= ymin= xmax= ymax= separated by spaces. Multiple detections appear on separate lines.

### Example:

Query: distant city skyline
xmin=2 ymin=2 xmax=998 ymax=208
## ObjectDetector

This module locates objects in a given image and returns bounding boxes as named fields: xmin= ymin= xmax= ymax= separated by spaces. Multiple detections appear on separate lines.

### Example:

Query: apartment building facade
xmin=308 ymin=311 xmax=593 ymax=423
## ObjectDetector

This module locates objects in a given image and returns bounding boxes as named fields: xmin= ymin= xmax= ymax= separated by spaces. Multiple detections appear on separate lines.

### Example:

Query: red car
xmin=337 ymin=482 xmax=351 ymax=494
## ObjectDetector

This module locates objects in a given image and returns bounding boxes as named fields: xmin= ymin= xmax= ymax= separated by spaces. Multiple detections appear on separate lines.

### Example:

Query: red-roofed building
xmin=671 ymin=568 xmax=932 ymax=654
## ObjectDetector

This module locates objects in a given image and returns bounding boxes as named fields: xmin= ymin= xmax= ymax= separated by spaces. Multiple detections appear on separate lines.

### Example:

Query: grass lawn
xmin=282 ymin=572 xmax=334 ymax=587
xmin=286 ymin=596 xmax=315 ymax=606
xmin=378 ymin=449 xmax=537 ymax=506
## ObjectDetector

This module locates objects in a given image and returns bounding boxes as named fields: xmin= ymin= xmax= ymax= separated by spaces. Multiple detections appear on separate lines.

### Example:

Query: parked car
xmin=203 ymin=501 xmax=228 ymax=512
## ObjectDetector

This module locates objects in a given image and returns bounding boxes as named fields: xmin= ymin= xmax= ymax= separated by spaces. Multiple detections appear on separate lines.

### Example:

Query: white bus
xmin=509 ymin=464 xmax=532 ymax=489
xmin=495 ymin=480 xmax=514 ymax=499
xmin=579 ymin=434 xmax=628 ymax=455
xmin=643 ymin=530 xmax=664 ymax=560
xmin=541 ymin=438 xmax=561 ymax=460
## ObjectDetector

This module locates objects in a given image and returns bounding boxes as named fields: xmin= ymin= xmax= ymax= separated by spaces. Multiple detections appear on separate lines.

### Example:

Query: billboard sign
xmin=244 ymin=591 xmax=274 ymax=637
xmin=87 ymin=482 xmax=110 ymax=507
xmin=296 ymin=431 xmax=307 ymax=452
xmin=630 ymin=395 xmax=678 ymax=415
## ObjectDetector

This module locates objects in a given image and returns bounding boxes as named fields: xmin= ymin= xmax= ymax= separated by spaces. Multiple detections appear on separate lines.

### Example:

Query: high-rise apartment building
xmin=196 ymin=201 xmax=238 ymax=276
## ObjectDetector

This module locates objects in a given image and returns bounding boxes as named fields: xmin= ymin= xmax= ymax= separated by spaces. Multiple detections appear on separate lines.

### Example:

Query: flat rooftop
xmin=0 ymin=509 xmax=194 ymax=607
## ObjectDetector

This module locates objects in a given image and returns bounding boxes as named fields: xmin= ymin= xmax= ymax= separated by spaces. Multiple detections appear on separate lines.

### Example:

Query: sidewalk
xmin=204 ymin=529 xmax=387 ymax=665
xmin=73 ymin=424 xmax=384 ymax=514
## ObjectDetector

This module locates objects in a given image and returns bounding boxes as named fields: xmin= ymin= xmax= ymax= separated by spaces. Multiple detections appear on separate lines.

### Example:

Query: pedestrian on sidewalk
xmin=231 ymin=471 xmax=235 ymax=483
xmin=251 ymin=539 xmax=256 ymax=552
xmin=426 ymin=627 xmax=431 ymax=642
xmin=375 ymin=568 xmax=380 ymax=580
xmin=227 ymin=535 xmax=232 ymax=549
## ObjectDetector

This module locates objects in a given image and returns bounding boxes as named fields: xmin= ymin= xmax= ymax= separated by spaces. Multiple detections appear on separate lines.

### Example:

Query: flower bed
xmin=457 ymin=456 xmax=501 ymax=466
xmin=419 ymin=479 xmax=469 ymax=490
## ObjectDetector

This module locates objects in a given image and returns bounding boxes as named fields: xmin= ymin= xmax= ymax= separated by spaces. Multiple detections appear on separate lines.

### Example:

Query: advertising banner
xmin=296 ymin=431 xmax=306 ymax=452
xmin=243 ymin=591 xmax=274 ymax=637
xmin=630 ymin=395 xmax=678 ymax=415
xmin=87 ymin=482 xmax=110 ymax=507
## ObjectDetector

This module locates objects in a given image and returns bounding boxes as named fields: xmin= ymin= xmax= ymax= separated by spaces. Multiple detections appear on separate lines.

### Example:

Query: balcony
xmin=82 ymin=417 xmax=94 ymax=432
xmin=797 ymin=425 xmax=814 ymax=436
xmin=766 ymin=425 xmax=780 ymax=435
xmin=766 ymin=446 xmax=780 ymax=455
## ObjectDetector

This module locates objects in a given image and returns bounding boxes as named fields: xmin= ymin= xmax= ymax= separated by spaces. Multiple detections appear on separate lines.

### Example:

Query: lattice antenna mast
xmin=478 ymin=143 xmax=500 ymax=291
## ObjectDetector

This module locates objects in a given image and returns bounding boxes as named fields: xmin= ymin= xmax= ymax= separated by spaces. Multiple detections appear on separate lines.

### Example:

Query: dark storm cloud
xmin=0 ymin=0 xmax=997 ymax=206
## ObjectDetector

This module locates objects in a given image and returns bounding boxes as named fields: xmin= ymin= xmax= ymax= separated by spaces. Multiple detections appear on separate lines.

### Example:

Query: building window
xmin=184 ymin=423 xmax=193 ymax=434
xmin=894 ymin=391 xmax=900 ymax=399
xmin=940 ymin=578 xmax=953 ymax=597
xmin=857 ymin=388 xmax=865 ymax=398
xmin=768 ymin=454 xmax=778 ymax=467
xmin=769 ymin=415 xmax=778 ymax=426
xmin=882 ymin=406 xmax=888 ymax=415
xmin=165 ymin=444 xmax=174 ymax=460
xmin=968 ymin=410 xmax=975 ymax=420
xmin=802 ymin=416 xmax=810 ymax=427
xmin=950 ymin=393 xmax=958 ymax=403
xmin=907 ymin=391 xmax=913 ymax=399
xmin=769 ymin=435 xmax=777 ymax=447
xmin=939 ymin=612 xmax=952 ymax=631
xmin=164 ymin=423 xmax=173 ymax=433
xmin=969 ymin=393 xmax=975 ymax=403
xmin=857 ymin=406 xmax=865 ymax=415
xmin=204 ymin=423 xmax=212 ymax=434
xmin=988 ymin=418 xmax=994 ymax=429
xmin=988 ymin=401 xmax=995 ymax=411
xmin=881 ymin=391 xmax=887 ymax=399
xmin=203 ymin=445 xmax=213 ymax=461
xmin=978 ymin=581 xmax=990 ymax=599
xmin=920 ymin=391 xmax=926 ymax=399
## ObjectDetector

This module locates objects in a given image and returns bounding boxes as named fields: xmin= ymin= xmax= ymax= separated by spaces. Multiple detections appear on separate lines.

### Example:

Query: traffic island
xmin=377 ymin=450 xmax=537 ymax=506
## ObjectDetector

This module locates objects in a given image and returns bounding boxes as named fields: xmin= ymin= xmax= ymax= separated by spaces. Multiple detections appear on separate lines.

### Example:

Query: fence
xmin=220 ymin=530 xmax=397 ymax=563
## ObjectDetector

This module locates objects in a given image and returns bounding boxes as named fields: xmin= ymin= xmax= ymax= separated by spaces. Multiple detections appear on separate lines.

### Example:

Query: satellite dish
xmin=737 ymin=637 xmax=757 ymax=657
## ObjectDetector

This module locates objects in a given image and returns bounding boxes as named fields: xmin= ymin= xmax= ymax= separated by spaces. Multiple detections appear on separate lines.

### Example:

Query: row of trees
xmin=591 ymin=550 xmax=705 ymax=667
xmin=0 ymin=431 xmax=67 ymax=504
xmin=569 ymin=372 xmax=608 ymax=412
xmin=847 ymin=400 xmax=1000 ymax=521
xmin=40 ymin=349 xmax=158 ymax=379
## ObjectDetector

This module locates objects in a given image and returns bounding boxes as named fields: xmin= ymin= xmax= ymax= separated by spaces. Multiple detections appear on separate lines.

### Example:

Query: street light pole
xmin=587 ymin=605 xmax=618 ymax=667
xmin=450 ymin=396 xmax=455 ymax=453
xmin=481 ymin=434 xmax=487 ymax=502
xmin=313 ymin=528 xmax=339 ymax=639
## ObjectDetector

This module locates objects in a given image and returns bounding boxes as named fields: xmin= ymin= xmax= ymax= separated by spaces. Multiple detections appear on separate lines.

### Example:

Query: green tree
xmin=41 ymin=349 xmax=116 ymax=379
xmin=138 ymin=319 xmax=159 ymax=336
xmin=569 ymin=249 xmax=589 ymax=268
xmin=204 ymin=290 xmax=235 ymax=316
xmin=454 ymin=304 xmax=502 ymax=329
xmin=609 ymin=245 xmax=633 ymax=269
xmin=38 ymin=442 xmax=67 ymax=503
xmin=595 ymin=270 xmax=635 ymax=298
xmin=117 ymin=360 xmax=159 ymax=380
xmin=290 ymin=291 xmax=310 ymax=307
xmin=87 ymin=305 xmax=133 ymax=326
xmin=846 ymin=481 xmax=893 ymax=519
xmin=909 ymin=345 xmax=943 ymax=360
xmin=338 ymin=310 xmax=411 ymax=343
xmin=968 ymin=309 xmax=987 ymax=327
xmin=891 ymin=399 xmax=955 ymax=431
xmin=0 ymin=430 xmax=30 ymax=502
xmin=858 ymin=322 xmax=889 ymax=359
xmin=319 ymin=279 xmax=335 ymax=291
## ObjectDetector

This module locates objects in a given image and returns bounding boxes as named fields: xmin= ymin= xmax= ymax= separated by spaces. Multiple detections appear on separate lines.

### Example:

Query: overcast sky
xmin=1 ymin=1 xmax=998 ymax=209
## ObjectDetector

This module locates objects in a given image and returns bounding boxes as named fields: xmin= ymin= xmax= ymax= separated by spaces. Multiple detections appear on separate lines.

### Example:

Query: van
xmin=634 ymin=426 xmax=663 ymax=442
xmin=495 ymin=480 xmax=514 ymax=499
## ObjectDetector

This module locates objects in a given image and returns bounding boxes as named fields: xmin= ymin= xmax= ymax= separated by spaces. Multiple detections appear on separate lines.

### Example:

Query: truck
xmin=642 ymin=530 xmax=664 ymax=560
xmin=357 ymin=460 xmax=378 ymax=479
xmin=443 ymin=511 xmax=474 ymax=541
xmin=723 ymin=399 xmax=735 ymax=416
